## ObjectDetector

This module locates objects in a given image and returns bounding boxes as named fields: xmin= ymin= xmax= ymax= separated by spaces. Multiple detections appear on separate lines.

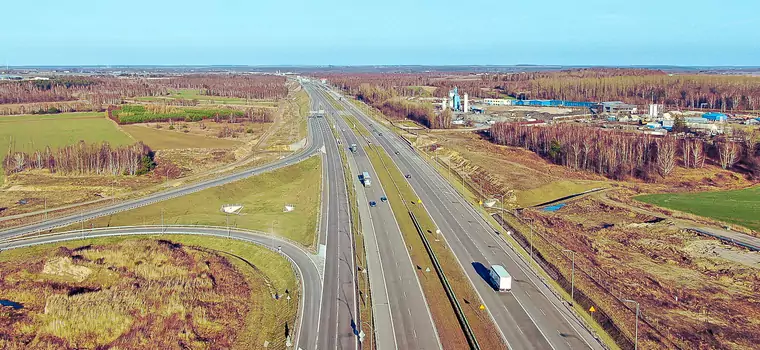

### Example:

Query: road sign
xmin=417 ymin=199 xmax=422 ymax=204
xmin=479 ymin=304 xmax=485 ymax=310
xmin=589 ymin=306 xmax=596 ymax=312
xmin=425 ymin=267 xmax=431 ymax=272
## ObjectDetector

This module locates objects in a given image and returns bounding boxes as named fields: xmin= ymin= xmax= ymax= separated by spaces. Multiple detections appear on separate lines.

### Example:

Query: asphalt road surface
xmin=0 ymin=226 xmax=322 ymax=350
xmin=305 ymin=85 xmax=360 ymax=350
xmin=320 ymin=83 xmax=605 ymax=350
xmin=0 ymin=117 xmax=325 ymax=240
xmin=311 ymin=85 xmax=442 ymax=350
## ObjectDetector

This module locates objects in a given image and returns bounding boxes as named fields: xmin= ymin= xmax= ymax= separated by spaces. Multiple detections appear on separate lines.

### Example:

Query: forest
xmin=0 ymin=75 xmax=288 ymax=115
xmin=323 ymin=69 xmax=760 ymax=112
xmin=353 ymin=84 xmax=451 ymax=128
xmin=3 ymin=141 xmax=155 ymax=176
xmin=488 ymin=123 xmax=760 ymax=181
xmin=107 ymin=105 xmax=273 ymax=124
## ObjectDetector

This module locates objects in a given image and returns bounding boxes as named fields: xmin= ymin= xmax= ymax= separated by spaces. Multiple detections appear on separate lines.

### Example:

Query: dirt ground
xmin=410 ymin=128 xmax=760 ymax=349
xmin=524 ymin=196 xmax=760 ymax=349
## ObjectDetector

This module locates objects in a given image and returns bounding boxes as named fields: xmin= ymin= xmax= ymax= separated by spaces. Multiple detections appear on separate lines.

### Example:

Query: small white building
xmin=483 ymin=98 xmax=513 ymax=106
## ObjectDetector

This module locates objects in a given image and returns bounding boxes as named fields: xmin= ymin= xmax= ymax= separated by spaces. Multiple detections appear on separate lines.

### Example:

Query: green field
xmin=120 ymin=125 xmax=243 ymax=150
xmin=636 ymin=186 xmax=760 ymax=231
xmin=135 ymin=89 xmax=278 ymax=106
xmin=68 ymin=156 xmax=322 ymax=247
xmin=0 ymin=112 xmax=134 ymax=183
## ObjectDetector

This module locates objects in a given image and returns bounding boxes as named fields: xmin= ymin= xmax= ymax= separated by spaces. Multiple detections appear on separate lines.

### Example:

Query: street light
xmin=271 ymin=220 xmax=279 ymax=249
xmin=622 ymin=299 xmax=640 ymax=350
xmin=562 ymin=249 xmax=575 ymax=304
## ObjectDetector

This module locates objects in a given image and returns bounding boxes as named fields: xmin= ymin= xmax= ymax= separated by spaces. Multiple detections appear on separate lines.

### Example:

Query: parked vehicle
xmin=489 ymin=265 xmax=512 ymax=292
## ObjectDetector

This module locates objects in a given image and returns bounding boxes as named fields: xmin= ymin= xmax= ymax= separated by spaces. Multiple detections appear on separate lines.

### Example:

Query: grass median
xmin=57 ymin=156 xmax=322 ymax=248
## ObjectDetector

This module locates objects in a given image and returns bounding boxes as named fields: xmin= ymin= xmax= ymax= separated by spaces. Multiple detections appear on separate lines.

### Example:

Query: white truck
xmin=361 ymin=171 xmax=371 ymax=187
xmin=490 ymin=265 xmax=512 ymax=292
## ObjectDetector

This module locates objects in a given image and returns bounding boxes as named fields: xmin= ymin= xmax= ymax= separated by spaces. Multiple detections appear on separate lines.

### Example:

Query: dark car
xmin=405 ymin=174 xmax=411 ymax=179
xmin=379 ymin=132 xmax=383 ymax=136
xmin=369 ymin=201 xmax=377 ymax=207
xmin=394 ymin=151 xmax=399 ymax=155
xmin=380 ymin=196 xmax=388 ymax=202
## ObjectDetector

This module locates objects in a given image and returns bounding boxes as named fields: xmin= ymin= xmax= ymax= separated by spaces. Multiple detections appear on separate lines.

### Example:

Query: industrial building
xmin=702 ymin=112 xmax=727 ymax=122
xmin=443 ymin=87 xmax=469 ymax=112
xmin=483 ymin=98 xmax=513 ymax=106
xmin=601 ymin=101 xmax=638 ymax=114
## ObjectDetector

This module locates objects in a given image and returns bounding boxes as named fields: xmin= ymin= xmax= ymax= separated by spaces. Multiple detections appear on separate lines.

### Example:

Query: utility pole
xmin=563 ymin=249 xmax=575 ymax=304
xmin=161 ymin=208 xmax=165 ymax=234
xmin=622 ymin=299 xmax=640 ymax=350
xmin=44 ymin=197 xmax=47 ymax=220
xmin=530 ymin=218 xmax=534 ymax=261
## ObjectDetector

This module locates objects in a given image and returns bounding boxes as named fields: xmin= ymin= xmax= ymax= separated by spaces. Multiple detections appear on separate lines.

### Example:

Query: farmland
xmin=636 ymin=186 xmax=760 ymax=232
xmin=60 ymin=156 xmax=322 ymax=247
xmin=0 ymin=112 xmax=134 ymax=183
xmin=120 ymin=124 xmax=243 ymax=150
xmin=0 ymin=235 xmax=298 ymax=349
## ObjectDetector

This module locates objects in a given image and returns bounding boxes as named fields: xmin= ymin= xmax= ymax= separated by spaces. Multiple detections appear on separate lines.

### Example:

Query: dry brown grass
xmin=0 ymin=236 xmax=296 ymax=349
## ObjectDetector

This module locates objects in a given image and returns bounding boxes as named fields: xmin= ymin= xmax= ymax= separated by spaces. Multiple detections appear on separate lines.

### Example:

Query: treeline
xmin=0 ymin=100 xmax=96 ymax=116
xmin=162 ymin=75 xmax=288 ymax=100
xmin=0 ymin=74 xmax=288 ymax=109
xmin=3 ymin=141 xmax=155 ymax=176
xmin=324 ymin=69 xmax=760 ymax=111
xmin=109 ymin=105 xmax=275 ymax=124
xmin=356 ymin=84 xmax=450 ymax=128
xmin=489 ymin=69 xmax=760 ymax=111
xmin=489 ymin=123 xmax=760 ymax=180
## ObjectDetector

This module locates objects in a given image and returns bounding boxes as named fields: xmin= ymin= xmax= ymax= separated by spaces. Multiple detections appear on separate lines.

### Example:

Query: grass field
xmin=135 ymin=89 xmax=278 ymax=106
xmin=636 ymin=186 xmax=760 ymax=231
xmin=0 ymin=112 xmax=133 ymax=183
xmin=63 ymin=156 xmax=322 ymax=247
xmin=0 ymin=234 xmax=297 ymax=349
xmin=121 ymin=124 xmax=243 ymax=150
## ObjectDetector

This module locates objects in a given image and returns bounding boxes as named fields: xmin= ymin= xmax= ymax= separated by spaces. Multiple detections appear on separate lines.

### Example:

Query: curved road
xmin=0 ymin=116 xmax=326 ymax=239
xmin=0 ymin=225 xmax=322 ymax=350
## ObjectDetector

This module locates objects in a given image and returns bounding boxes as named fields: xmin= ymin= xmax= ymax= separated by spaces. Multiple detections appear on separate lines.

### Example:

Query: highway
xmin=310 ymin=85 xmax=442 ymax=349
xmin=0 ymin=225 xmax=322 ymax=350
xmin=319 ymin=83 xmax=605 ymax=350
xmin=306 ymin=85 xmax=360 ymax=350
xmin=0 ymin=117 xmax=325 ymax=240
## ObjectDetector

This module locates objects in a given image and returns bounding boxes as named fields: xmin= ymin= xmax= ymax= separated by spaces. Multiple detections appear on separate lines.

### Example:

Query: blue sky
xmin=1 ymin=0 xmax=757 ymax=66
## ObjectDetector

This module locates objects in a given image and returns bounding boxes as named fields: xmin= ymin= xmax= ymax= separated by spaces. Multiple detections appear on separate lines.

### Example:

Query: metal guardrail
xmin=410 ymin=212 xmax=480 ymax=350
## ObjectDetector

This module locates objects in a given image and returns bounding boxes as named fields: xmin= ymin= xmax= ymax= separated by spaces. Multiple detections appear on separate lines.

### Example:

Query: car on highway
xmin=405 ymin=174 xmax=411 ymax=179
xmin=380 ymin=196 xmax=387 ymax=202
xmin=394 ymin=151 xmax=399 ymax=155
xmin=379 ymin=132 xmax=383 ymax=136
xmin=369 ymin=201 xmax=377 ymax=207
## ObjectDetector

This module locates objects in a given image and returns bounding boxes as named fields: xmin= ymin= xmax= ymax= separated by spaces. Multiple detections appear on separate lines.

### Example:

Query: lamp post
xmin=622 ymin=299 xmax=640 ymax=350
xmin=271 ymin=220 xmax=279 ymax=249
xmin=161 ymin=208 xmax=165 ymax=234
xmin=562 ymin=249 xmax=575 ymax=304
xmin=529 ymin=218 xmax=535 ymax=261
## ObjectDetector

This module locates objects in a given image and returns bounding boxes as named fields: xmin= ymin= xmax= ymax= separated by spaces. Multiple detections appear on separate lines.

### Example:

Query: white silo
xmin=463 ymin=93 xmax=469 ymax=112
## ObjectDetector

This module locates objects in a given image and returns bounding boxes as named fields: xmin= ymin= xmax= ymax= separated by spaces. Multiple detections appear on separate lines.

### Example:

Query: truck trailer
xmin=360 ymin=171 xmax=371 ymax=187
xmin=489 ymin=265 xmax=512 ymax=292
